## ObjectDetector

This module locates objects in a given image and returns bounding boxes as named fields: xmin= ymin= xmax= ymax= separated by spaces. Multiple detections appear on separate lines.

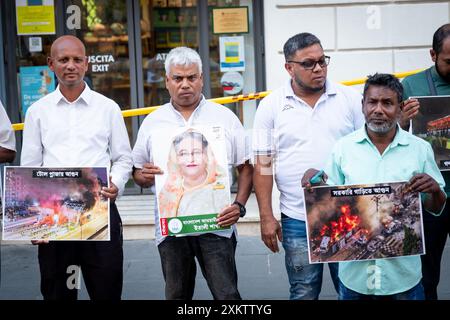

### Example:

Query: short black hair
xmin=433 ymin=23 xmax=450 ymax=55
xmin=363 ymin=73 xmax=403 ymax=104
xmin=283 ymin=33 xmax=322 ymax=60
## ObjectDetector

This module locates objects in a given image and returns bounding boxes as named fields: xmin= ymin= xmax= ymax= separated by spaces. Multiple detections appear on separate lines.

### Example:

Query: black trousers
xmin=158 ymin=233 xmax=241 ymax=300
xmin=421 ymin=201 xmax=450 ymax=300
xmin=38 ymin=203 xmax=123 ymax=300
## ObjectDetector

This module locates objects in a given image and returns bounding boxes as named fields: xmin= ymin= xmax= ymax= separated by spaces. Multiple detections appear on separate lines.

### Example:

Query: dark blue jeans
xmin=281 ymin=214 xmax=339 ymax=300
xmin=158 ymin=233 xmax=241 ymax=300
xmin=338 ymin=280 xmax=425 ymax=300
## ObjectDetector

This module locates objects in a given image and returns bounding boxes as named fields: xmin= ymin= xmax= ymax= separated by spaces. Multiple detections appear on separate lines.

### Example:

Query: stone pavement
xmin=0 ymin=236 xmax=450 ymax=300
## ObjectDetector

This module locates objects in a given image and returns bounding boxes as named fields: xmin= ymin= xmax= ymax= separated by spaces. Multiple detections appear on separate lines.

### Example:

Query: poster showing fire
xmin=411 ymin=95 xmax=450 ymax=171
xmin=153 ymin=126 xmax=231 ymax=236
xmin=304 ymin=182 xmax=424 ymax=263
xmin=2 ymin=167 xmax=110 ymax=241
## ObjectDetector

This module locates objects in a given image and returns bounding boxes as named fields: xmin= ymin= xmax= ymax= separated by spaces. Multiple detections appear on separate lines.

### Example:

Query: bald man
xmin=21 ymin=35 xmax=132 ymax=300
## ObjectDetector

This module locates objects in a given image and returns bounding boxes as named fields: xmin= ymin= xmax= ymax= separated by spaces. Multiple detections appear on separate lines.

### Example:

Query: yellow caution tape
xmin=12 ymin=69 xmax=424 ymax=131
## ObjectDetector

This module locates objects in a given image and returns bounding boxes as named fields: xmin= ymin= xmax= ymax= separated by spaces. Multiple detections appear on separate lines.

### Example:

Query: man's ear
xmin=431 ymin=48 xmax=437 ymax=63
xmin=47 ymin=56 xmax=53 ymax=70
xmin=284 ymin=62 xmax=293 ymax=77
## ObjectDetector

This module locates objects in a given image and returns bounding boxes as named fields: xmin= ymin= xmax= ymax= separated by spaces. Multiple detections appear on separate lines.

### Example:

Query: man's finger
xmin=408 ymin=175 xmax=426 ymax=190
xmin=270 ymin=236 xmax=279 ymax=252
xmin=276 ymin=226 xmax=283 ymax=243
xmin=414 ymin=180 xmax=434 ymax=193
xmin=218 ymin=216 xmax=238 ymax=227
xmin=263 ymin=235 xmax=277 ymax=253
xmin=101 ymin=190 xmax=118 ymax=199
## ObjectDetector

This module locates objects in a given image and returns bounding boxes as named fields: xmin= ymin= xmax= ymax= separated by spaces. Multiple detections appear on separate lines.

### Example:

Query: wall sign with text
xmin=212 ymin=6 xmax=249 ymax=34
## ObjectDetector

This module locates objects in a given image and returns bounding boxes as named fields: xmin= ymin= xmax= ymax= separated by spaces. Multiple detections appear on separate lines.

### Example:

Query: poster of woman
xmin=153 ymin=126 xmax=231 ymax=236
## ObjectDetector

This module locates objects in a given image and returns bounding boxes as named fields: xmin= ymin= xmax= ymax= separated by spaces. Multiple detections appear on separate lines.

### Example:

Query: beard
xmin=293 ymin=75 xmax=325 ymax=93
xmin=366 ymin=119 xmax=397 ymax=134
xmin=435 ymin=61 xmax=450 ymax=83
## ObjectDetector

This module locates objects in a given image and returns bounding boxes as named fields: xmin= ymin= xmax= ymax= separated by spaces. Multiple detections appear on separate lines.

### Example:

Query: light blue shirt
xmin=324 ymin=125 xmax=445 ymax=295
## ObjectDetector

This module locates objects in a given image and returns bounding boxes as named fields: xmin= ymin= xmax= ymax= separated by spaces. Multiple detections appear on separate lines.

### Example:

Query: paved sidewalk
xmin=1 ymin=236 xmax=450 ymax=300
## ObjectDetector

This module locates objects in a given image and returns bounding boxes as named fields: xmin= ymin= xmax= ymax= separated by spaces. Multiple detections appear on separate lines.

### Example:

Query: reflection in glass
xmin=140 ymin=0 xmax=198 ymax=107
xmin=65 ymin=0 xmax=133 ymax=141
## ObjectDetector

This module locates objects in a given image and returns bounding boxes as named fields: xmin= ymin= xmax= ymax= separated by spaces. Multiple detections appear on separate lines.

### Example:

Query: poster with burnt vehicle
xmin=411 ymin=95 xmax=450 ymax=171
xmin=304 ymin=182 xmax=424 ymax=263
xmin=2 ymin=167 xmax=110 ymax=241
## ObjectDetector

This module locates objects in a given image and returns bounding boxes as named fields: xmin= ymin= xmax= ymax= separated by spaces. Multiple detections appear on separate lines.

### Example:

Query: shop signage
xmin=88 ymin=55 xmax=115 ymax=72
xmin=212 ymin=6 xmax=249 ymax=34
xmin=19 ymin=65 xmax=55 ymax=116
xmin=219 ymin=36 xmax=245 ymax=72
xmin=220 ymin=72 xmax=244 ymax=95
xmin=16 ymin=0 xmax=56 ymax=35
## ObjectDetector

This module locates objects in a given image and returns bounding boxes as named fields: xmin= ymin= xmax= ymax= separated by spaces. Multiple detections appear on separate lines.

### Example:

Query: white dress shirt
xmin=132 ymin=96 xmax=250 ymax=245
xmin=253 ymin=79 xmax=365 ymax=221
xmin=0 ymin=100 xmax=16 ymax=151
xmin=21 ymin=83 xmax=132 ymax=196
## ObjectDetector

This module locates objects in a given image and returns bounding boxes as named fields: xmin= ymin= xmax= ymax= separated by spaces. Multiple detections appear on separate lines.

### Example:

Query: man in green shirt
xmin=400 ymin=23 xmax=450 ymax=300
xmin=303 ymin=73 xmax=446 ymax=299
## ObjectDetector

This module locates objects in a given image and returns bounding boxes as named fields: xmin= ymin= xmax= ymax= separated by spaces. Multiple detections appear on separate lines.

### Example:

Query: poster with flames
xmin=2 ymin=167 xmax=110 ymax=241
xmin=304 ymin=182 xmax=425 ymax=263
xmin=411 ymin=96 xmax=450 ymax=171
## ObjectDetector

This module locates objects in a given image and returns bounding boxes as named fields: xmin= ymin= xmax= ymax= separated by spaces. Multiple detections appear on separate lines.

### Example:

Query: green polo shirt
xmin=324 ymin=125 xmax=445 ymax=295
xmin=402 ymin=66 xmax=450 ymax=197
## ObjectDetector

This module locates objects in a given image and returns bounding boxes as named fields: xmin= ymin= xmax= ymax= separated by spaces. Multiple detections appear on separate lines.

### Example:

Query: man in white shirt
xmin=0 ymin=100 xmax=16 ymax=163
xmin=21 ymin=35 xmax=132 ymax=300
xmin=132 ymin=47 xmax=253 ymax=300
xmin=252 ymin=32 xmax=365 ymax=300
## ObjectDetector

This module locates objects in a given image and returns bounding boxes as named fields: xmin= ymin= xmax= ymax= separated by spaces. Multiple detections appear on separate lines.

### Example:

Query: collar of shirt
xmin=53 ymin=82 xmax=91 ymax=106
xmin=352 ymin=124 xmax=410 ymax=151
xmin=168 ymin=95 xmax=206 ymax=126
xmin=430 ymin=65 xmax=449 ymax=87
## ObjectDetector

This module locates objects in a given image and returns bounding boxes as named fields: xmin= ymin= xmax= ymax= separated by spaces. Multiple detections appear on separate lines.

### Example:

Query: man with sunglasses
xmin=253 ymin=32 xmax=364 ymax=300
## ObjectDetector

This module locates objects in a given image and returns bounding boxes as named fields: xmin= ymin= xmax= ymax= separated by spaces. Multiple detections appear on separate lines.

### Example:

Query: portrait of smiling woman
xmin=158 ymin=129 xmax=230 ymax=218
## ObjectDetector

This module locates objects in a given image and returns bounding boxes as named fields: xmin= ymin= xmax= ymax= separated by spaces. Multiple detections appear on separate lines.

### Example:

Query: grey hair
xmin=164 ymin=47 xmax=203 ymax=75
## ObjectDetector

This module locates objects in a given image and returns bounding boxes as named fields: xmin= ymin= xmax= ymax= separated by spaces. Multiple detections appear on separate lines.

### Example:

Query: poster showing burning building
xmin=304 ymin=182 xmax=424 ymax=263
xmin=411 ymin=95 xmax=450 ymax=171
xmin=2 ymin=167 xmax=109 ymax=241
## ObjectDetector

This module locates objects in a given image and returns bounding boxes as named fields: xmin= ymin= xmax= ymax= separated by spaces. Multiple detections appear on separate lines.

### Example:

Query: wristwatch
xmin=233 ymin=200 xmax=246 ymax=218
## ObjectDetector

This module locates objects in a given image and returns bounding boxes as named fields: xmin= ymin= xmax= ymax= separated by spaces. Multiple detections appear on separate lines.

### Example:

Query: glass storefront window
xmin=6 ymin=0 xmax=260 ymax=193
xmin=14 ymin=4 xmax=57 ymax=122
xmin=140 ymin=0 xmax=199 ymax=107
xmin=64 ymin=0 xmax=134 ymax=142
xmin=208 ymin=0 xmax=256 ymax=129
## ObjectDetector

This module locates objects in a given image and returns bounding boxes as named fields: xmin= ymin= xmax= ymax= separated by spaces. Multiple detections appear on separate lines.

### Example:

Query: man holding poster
xmin=20 ymin=35 xmax=132 ymax=300
xmin=303 ymin=73 xmax=446 ymax=300
xmin=253 ymin=32 xmax=364 ymax=300
xmin=132 ymin=47 xmax=253 ymax=300
xmin=400 ymin=23 xmax=450 ymax=300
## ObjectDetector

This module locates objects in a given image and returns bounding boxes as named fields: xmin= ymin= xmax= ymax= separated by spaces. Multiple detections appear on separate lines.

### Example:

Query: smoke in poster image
xmin=2 ymin=167 xmax=110 ymax=241
xmin=304 ymin=182 xmax=424 ymax=263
